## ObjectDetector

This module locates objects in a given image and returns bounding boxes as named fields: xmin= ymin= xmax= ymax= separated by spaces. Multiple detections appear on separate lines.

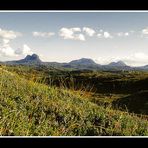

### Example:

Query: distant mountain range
xmin=1 ymin=54 xmax=148 ymax=71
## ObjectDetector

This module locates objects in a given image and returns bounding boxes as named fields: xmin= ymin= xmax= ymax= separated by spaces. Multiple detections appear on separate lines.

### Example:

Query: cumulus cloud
xmin=59 ymin=28 xmax=74 ymax=39
xmin=95 ymin=57 xmax=118 ymax=65
xmin=3 ymin=39 xmax=10 ymax=44
xmin=59 ymin=27 xmax=85 ymax=41
xmin=1 ymin=43 xmax=33 ymax=58
xmin=33 ymin=31 xmax=55 ymax=38
xmin=97 ymin=31 xmax=113 ymax=39
xmin=0 ymin=28 xmax=21 ymax=40
xmin=134 ymin=52 xmax=148 ymax=59
xmin=83 ymin=27 xmax=95 ymax=36
xmin=75 ymin=34 xmax=85 ymax=41
xmin=142 ymin=27 xmax=148 ymax=35
xmin=70 ymin=28 xmax=81 ymax=32
xmin=124 ymin=32 xmax=129 ymax=36
xmin=0 ymin=28 xmax=34 ymax=58
xmin=95 ymin=52 xmax=148 ymax=67
xmin=123 ymin=52 xmax=148 ymax=66
xmin=15 ymin=44 xmax=33 ymax=56
xmin=141 ymin=27 xmax=148 ymax=38
xmin=0 ymin=44 xmax=16 ymax=57
xmin=117 ymin=32 xmax=129 ymax=37
xmin=97 ymin=33 xmax=102 ymax=38
xmin=104 ymin=32 xmax=112 ymax=38
xmin=118 ymin=53 xmax=147 ymax=66
xmin=22 ymin=44 xmax=33 ymax=55
xmin=0 ymin=28 xmax=22 ymax=57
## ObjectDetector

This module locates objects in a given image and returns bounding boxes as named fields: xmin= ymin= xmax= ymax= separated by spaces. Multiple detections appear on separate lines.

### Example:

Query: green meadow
xmin=0 ymin=65 xmax=148 ymax=136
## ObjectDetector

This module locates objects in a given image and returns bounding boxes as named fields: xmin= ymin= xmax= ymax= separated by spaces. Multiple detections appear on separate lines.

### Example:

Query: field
xmin=0 ymin=64 xmax=148 ymax=136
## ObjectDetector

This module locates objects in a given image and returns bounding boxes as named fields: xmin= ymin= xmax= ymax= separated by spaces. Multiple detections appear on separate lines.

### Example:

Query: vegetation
xmin=0 ymin=65 xmax=148 ymax=136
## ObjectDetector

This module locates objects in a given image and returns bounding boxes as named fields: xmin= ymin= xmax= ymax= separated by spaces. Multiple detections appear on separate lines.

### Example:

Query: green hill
xmin=0 ymin=67 xmax=148 ymax=136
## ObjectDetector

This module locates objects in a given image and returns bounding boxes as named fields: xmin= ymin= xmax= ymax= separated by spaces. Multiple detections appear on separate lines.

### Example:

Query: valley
xmin=1 ymin=56 xmax=148 ymax=136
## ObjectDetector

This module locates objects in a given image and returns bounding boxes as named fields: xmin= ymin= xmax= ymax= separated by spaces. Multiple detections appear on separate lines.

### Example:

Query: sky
xmin=1 ymin=11 xmax=148 ymax=66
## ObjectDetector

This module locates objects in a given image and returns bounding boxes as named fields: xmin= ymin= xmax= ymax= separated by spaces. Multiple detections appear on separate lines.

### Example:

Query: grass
xmin=112 ymin=90 xmax=148 ymax=115
xmin=0 ymin=66 xmax=148 ymax=136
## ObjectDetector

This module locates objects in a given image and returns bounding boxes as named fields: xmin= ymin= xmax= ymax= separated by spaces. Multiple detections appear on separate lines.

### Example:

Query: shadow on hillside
xmin=112 ymin=90 xmax=148 ymax=115
xmin=48 ymin=76 xmax=148 ymax=94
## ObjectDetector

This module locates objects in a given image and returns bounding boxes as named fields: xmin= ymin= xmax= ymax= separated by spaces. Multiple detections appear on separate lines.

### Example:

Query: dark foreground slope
xmin=0 ymin=67 xmax=148 ymax=136
xmin=112 ymin=91 xmax=148 ymax=115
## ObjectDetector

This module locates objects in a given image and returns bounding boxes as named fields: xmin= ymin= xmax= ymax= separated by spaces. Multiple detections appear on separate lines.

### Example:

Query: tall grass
xmin=0 ymin=67 xmax=148 ymax=136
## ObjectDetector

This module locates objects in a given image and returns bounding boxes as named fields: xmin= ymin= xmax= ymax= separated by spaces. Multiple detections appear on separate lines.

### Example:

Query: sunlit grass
xmin=0 ymin=67 xmax=148 ymax=136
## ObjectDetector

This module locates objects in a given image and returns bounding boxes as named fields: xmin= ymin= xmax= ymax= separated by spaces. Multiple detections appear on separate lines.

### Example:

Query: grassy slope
xmin=0 ymin=67 xmax=148 ymax=136
xmin=112 ymin=90 xmax=148 ymax=115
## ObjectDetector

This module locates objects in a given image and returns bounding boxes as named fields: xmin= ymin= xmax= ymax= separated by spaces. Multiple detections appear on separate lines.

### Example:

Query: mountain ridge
xmin=107 ymin=60 xmax=127 ymax=67
xmin=1 ymin=54 xmax=148 ymax=71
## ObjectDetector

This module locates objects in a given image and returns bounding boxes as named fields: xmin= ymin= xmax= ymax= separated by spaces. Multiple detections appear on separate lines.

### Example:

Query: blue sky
xmin=1 ymin=11 xmax=148 ymax=66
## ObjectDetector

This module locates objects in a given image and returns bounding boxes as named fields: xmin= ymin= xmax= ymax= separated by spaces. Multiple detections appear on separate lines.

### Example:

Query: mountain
xmin=138 ymin=65 xmax=148 ymax=70
xmin=63 ymin=58 xmax=102 ymax=70
xmin=100 ymin=60 xmax=134 ymax=71
xmin=6 ymin=54 xmax=42 ymax=65
xmin=2 ymin=53 xmax=148 ymax=71
xmin=69 ymin=58 xmax=97 ymax=65
xmin=108 ymin=61 xmax=127 ymax=67
xmin=22 ymin=54 xmax=42 ymax=63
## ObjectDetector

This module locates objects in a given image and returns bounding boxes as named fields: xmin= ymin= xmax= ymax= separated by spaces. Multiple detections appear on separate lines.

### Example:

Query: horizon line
xmin=1 ymin=54 xmax=147 ymax=67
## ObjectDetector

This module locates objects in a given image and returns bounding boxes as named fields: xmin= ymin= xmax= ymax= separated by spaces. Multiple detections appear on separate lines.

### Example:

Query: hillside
xmin=0 ymin=66 xmax=148 ymax=136
xmin=3 ymin=65 xmax=148 ymax=112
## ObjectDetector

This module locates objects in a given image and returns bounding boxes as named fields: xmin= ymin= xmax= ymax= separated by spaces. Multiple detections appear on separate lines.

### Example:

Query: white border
xmin=0 ymin=10 xmax=148 ymax=138
xmin=0 ymin=10 xmax=148 ymax=12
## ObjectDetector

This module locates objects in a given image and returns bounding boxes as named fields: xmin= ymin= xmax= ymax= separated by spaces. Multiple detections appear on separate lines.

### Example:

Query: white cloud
xmin=133 ymin=52 xmax=148 ymax=60
xmin=97 ymin=31 xmax=113 ymax=39
xmin=142 ymin=27 xmax=148 ymax=35
xmin=83 ymin=27 xmax=95 ymax=36
xmin=22 ymin=44 xmax=33 ymax=55
xmin=0 ymin=28 xmax=22 ymax=58
xmin=0 ymin=44 xmax=33 ymax=58
xmin=3 ymin=39 xmax=10 ymax=44
xmin=117 ymin=32 xmax=129 ymax=37
xmin=59 ymin=28 xmax=74 ymax=39
xmin=59 ymin=27 xmax=85 ymax=41
xmin=0 ymin=28 xmax=34 ymax=58
xmin=97 ymin=33 xmax=102 ymax=38
xmin=0 ymin=44 xmax=16 ymax=57
xmin=33 ymin=31 xmax=55 ymax=38
xmin=141 ymin=27 xmax=148 ymax=38
xmin=124 ymin=32 xmax=129 ymax=36
xmin=70 ymin=28 xmax=81 ymax=32
xmin=95 ymin=52 xmax=148 ymax=67
xmin=15 ymin=44 xmax=33 ymax=56
xmin=117 ymin=32 xmax=122 ymax=37
xmin=103 ymin=32 xmax=113 ymax=38
xmin=123 ymin=52 xmax=148 ymax=66
xmin=126 ymin=53 xmax=148 ymax=66
xmin=75 ymin=34 xmax=85 ymax=41
xmin=0 ymin=28 xmax=21 ymax=40
xmin=95 ymin=57 xmax=117 ymax=65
